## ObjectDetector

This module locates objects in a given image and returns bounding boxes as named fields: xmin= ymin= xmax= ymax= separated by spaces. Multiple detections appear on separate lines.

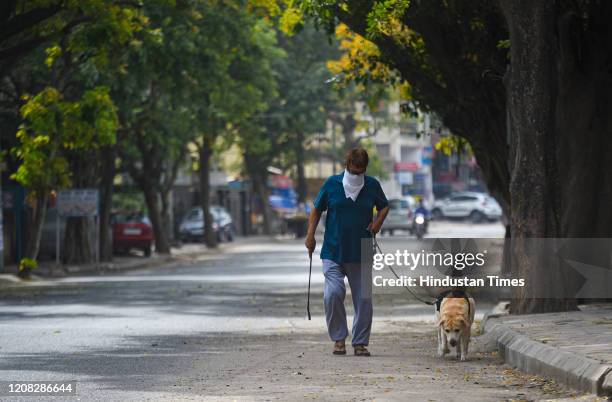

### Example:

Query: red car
xmin=111 ymin=213 xmax=154 ymax=256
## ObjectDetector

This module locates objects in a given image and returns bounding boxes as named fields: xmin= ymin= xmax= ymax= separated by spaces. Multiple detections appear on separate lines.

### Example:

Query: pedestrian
xmin=305 ymin=147 xmax=390 ymax=356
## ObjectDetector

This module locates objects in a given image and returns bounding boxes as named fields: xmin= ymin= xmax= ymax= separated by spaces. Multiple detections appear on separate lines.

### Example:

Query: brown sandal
xmin=353 ymin=345 xmax=371 ymax=356
xmin=333 ymin=340 xmax=346 ymax=355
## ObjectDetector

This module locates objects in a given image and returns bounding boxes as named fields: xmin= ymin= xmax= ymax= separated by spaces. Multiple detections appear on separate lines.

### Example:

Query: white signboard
xmin=397 ymin=171 xmax=414 ymax=185
xmin=58 ymin=189 xmax=99 ymax=217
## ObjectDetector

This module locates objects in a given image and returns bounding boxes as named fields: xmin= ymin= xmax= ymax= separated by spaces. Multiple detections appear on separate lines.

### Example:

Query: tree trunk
xmin=499 ymin=0 xmax=612 ymax=313
xmin=198 ymin=141 xmax=217 ymax=248
xmin=143 ymin=185 xmax=170 ymax=254
xmin=20 ymin=192 xmax=48 ymax=278
xmin=295 ymin=131 xmax=308 ymax=204
xmin=99 ymin=145 xmax=116 ymax=262
xmin=63 ymin=217 xmax=92 ymax=264
xmin=244 ymin=152 xmax=272 ymax=235
xmin=160 ymin=189 xmax=173 ymax=243
xmin=63 ymin=150 xmax=96 ymax=265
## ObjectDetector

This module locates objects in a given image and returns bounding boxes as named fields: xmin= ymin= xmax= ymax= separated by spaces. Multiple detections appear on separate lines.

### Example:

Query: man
xmin=305 ymin=148 xmax=390 ymax=356
xmin=414 ymin=199 xmax=430 ymax=218
xmin=414 ymin=199 xmax=430 ymax=233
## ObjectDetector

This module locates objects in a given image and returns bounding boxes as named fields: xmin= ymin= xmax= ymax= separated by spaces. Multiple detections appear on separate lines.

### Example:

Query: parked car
xmin=380 ymin=198 xmax=414 ymax=235
xmin=431 ymin=191 xmax=502 ymax=223
xmin=179 ymin=206 xmax=234 ymax=243
xmin=111 ymin=212 xmax=154 ymax=256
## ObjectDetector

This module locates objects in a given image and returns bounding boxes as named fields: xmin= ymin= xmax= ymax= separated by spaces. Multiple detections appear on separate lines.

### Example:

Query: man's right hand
xmin=305 ymin=236 xmax=316 ymax=257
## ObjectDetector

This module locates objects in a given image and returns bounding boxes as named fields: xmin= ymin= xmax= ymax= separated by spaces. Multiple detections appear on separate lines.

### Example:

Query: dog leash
xmin=306 ymin=253 xmax=312 ymax=320
xmin=372 ymin=232 xmax=472 ymax=317
xmin=371 ymin=233 xmax=437 ymax=306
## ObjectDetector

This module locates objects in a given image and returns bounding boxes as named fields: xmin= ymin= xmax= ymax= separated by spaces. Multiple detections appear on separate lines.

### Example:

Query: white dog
xmin=435 ymin=294 xmax=476 ymax=361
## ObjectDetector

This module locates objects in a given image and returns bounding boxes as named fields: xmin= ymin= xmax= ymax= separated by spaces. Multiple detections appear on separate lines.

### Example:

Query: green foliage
xmin=10 ymin=86 xmax=117 ymax=197
xmin=18 ymin=258 xmax=38 ymax=273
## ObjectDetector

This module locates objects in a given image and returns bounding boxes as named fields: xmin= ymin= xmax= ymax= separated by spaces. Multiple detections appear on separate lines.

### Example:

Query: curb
xmin=483 ymin=315 xmax=612 ymax=396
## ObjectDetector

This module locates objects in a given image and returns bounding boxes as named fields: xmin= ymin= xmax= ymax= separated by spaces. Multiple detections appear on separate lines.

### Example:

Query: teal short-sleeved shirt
xmin=314 ymin=172 xmax=389 ymax=264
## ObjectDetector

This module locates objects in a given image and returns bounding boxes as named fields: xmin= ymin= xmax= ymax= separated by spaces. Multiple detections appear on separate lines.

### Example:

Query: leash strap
xmin=371 ymin=234 xmax=435 ymax=306
xmin=307 ymin=253 xmax=312 ymax=320
xmin=371 ymin=234 xmax=472 ymax=316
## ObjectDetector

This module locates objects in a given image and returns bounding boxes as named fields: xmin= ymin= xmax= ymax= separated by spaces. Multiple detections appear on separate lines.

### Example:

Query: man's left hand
xmin=367 ymin=221 xmax=382 ymax=235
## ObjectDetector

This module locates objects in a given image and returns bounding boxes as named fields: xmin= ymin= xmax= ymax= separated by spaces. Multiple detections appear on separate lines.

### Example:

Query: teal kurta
xmin=314 ymin=173 xmax=389 ymax=264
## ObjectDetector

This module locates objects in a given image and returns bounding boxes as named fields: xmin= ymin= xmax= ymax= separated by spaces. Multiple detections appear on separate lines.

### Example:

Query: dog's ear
xmin=437 ymin=319 xmax=445 ymax=327
xmin=459 ymin=319 xmax=465 ymax=327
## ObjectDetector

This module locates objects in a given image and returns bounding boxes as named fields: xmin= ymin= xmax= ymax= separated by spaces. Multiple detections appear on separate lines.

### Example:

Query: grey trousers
xmin=322 ymin=259 xmax=373 ymax=346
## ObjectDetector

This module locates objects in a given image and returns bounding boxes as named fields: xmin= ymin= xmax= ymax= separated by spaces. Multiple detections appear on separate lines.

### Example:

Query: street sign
xmin=394 ymin=161 xmax=419 ymax=172
xmin=397 ymin=171 xmax=414 ymax=185
xmin=57 ymin=189 xmax=99 ymax=217
xmin=56 ymin=189 xmax=100 ymax=268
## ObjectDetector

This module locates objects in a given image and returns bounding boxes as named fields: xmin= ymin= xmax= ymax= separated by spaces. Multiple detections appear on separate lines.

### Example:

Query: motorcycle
xmin=413 ymin=213 xmax=427 ymax=240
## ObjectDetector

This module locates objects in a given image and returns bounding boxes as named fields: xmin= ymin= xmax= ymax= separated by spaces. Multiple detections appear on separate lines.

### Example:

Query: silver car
xmin=380 ymin=198 xmax=415 ymax=235
xmin=431 ymin=192 xmax=502 ymax=223
xmin=179 ymin=206 xmax=234 ymax=242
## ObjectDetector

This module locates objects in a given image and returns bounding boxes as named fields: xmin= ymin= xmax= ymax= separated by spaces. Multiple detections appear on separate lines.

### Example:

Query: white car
xmin=431 ymin=192 xmax=502 ymax=223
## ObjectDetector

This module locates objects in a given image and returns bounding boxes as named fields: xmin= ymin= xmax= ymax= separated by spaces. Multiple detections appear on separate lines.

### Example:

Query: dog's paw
xmin=437 ymin=347 xmax=445 ymax=357
xmin=460 ymin=354 xmax=467 ymax=362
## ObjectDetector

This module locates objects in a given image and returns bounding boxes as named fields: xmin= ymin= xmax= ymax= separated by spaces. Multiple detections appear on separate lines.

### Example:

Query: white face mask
xmin=342 ymin=169 xmax=365 ymax=201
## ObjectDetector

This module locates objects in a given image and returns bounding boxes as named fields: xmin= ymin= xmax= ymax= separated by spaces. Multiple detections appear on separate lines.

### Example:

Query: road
xmin=0 ymin=221 xmax=581 ymax=401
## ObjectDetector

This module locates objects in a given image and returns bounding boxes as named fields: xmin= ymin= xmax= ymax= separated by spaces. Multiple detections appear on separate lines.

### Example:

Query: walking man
xmin=305 ymin=148 xmax=389 ymax=356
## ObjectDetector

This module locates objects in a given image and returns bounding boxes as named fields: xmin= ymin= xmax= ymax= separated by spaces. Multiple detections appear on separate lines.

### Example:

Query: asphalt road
xmin=0 ymin=221 xmax=582 ymax=401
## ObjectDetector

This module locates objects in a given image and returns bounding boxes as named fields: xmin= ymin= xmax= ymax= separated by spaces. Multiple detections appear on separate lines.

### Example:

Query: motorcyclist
xmin=413 ymin=199 xmax=430 ymax=232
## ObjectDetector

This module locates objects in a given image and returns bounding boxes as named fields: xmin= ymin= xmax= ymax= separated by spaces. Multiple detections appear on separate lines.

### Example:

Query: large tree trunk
xmin=198 ymin=140 xmax=217 ymax=248
xmin=500 ymin=0 xmax=612 ymax=313
xmin=20 ymin=192 xmax=48 ymax=278
xmin=501 ymin=0 xmax=567 ymax=314
xmin=99 ymin=145 xmax=116 ymax=262
xmin=143 ymin=185 xmax=170 ymax=254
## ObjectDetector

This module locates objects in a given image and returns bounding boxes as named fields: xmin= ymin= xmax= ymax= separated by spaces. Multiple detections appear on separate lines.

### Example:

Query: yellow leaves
xmin=44 ymin=45 xmax=62 ymax=68
xmin=328 ymin=24 xmax=392 ymax=83
xmin=435 ymin=135 xmax=471 ymax=157
xmin=33 ymin=135 xmax=51 ymax=146
xmin=279 ymin=6 xmax=302 ymax=34
xmin=398 ymin=81 xmax=412 ymax=101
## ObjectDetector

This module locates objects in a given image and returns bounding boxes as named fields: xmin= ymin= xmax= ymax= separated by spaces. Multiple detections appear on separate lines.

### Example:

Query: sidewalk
xmin=0 ymin=235 xmax=275 ymax=286
xmin=482 ymin=303 xmax=612 ymax=397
